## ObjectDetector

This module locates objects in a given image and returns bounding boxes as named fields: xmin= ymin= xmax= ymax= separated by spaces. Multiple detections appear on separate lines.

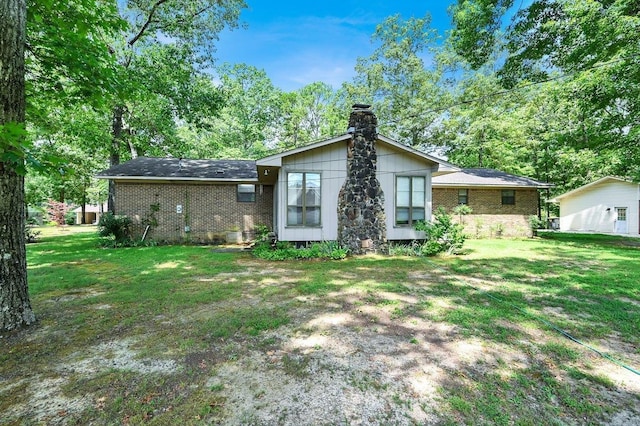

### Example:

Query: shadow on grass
xmin=7 ymin=233 xmax=639 ymax=424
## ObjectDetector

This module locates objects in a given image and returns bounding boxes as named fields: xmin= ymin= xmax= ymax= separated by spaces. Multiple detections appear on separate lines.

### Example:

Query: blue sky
xmin=213 ymin=1 xmax=455 ymax=91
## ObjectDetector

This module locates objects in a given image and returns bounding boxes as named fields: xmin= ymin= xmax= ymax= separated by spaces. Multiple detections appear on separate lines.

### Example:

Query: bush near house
xmin=416 ymin=208 xmax=466 ymax=255
xmin=253 ymin=240 xmax=349 ymax=261
xmin=390 ymin=208 xmax=466 ymax=256
xmin=97 ymin=212 xmax=133 ymax=247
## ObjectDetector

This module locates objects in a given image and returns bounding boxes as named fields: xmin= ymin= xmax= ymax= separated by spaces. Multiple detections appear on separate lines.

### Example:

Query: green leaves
xmin=0 ymin=122 xmax=30 ymax=173
xmin=449 ymin=0 xmax=514 ymax=69
xmin=26 ymin=0 xmax=125 ymax=112
xmin=350 ymin=14 xmax=449 ymax=148
xmin=450 ymin=0 xmax=640 ymax=181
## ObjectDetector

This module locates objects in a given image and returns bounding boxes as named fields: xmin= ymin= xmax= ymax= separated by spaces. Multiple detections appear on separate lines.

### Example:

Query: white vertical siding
xmin=273 ymin=139 xmax=438 ymax=242
xmin=377 ymin=144 xmax=433 ymax=240
xmin=276 ymin=142 xmax=347 ymax=241
xmin=559 ymin=181 xmax=639 ymax=234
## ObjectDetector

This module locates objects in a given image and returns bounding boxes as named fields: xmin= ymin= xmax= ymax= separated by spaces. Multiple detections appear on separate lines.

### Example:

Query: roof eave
xmin=552 ymin=176 xmax=635 ymax=200
xmin=256 ymin=133 xmax=461 ymax=171
xmin=376 ymin=135 xmax=460 ymax=171
xmin=96 ymin=176 xmax=259 ymax=183
xmin=256 ymin=134 xmax=351 ymax=167
xmin=433 ymin=183 xmax=552 ymax=189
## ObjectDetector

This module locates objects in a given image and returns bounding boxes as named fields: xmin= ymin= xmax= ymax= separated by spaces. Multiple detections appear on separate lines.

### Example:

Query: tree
xmin=27 ymin=101 xmax=111 ymax=209
xmin=349 ymin=14 xmax=450 ymax=150
xmin=276 ymin=82 xmax=346 ymax=150
xmin=450 ymin=0 xmax=640 ymax=179
xmin=1 ymin=0 xmax=35 ymax=330
xmin=440 ymin=70 xmax=528 ymax=170
xmin=106 ymin=0 xmax=247 ymax=212
xmin=209 ymin=63 xmax=281 ymax=158
xmin=1 ymin=0 xmax=125 ymax=331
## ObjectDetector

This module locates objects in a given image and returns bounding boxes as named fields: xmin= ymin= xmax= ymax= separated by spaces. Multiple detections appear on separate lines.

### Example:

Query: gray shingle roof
xmin=96 ymin=157 xmax=257 ymax=181
xmin=433 ymin=168 xmax=551 ymax=188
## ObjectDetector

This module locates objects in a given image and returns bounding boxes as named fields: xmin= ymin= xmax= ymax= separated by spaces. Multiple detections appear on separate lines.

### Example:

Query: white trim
xmin=394 ymin=173 xmax=428 ymax=227
xmin=433 ymin=183 xmax=550 ymax=189
xmin=256 ymin=133 xmax=460 ymax=171
xmin=257 ymin=134 xmax=352 ymax=167
xmin=284 ymin=170 xmax=323 ymax=228
xmin=97 ymin=176 xmax=259 ymax=183
xmin=551 ymin=176 xmax=636 ymax=202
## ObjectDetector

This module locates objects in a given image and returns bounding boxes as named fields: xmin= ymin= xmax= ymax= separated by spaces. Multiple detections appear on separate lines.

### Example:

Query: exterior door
xmin=615 ymin=207 xmax=628 ymax=234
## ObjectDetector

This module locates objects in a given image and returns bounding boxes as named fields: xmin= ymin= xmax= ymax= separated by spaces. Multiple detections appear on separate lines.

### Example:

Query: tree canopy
xmin=450 ymin=0 xmax=640 ymax=178
xmin=17 ymin=0 xmax=640 ymax=211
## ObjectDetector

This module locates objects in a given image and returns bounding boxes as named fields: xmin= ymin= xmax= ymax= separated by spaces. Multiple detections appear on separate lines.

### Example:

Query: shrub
xmin=253 ymin=224 xmax=271 ymax=242
xmin=453 ymin=204 xmax=473 ymax=224
xmin=474 ymin=217 xmax=485 ymax=239
xmin=414 ymin=207 xmax=466 ymax=255
xmin=253 ymin=240 xmax=349 ymax=261
xmin=389 ymin=241 xmax=423 ymax=256
xmin=528 ymin=215 xmax=545 ymax=237
xmin=98 ymin=212 xmax=132 ymax=246
xmin=65 ymin=210 xmax=76 ymax=225
xmin=46 ymin=200 xmax=69 ymax=226
xmin=490 ymin=222 xmax=505 ymax=238
xmin=24 ymin=225 xmax=40 ymax=243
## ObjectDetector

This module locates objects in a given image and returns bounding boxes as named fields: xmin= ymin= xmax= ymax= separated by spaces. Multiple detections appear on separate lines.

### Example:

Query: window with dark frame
xmin=237 ymin=184 xmax=256 ymax=202
xmin=501 ymin=189 xmax=515 ymax=205
xmin=287 ymin=172 xmax=321 ymax=226
xmin=396 ymin=176 xmax=426 ymax=226
xmin=458 ymin=188 xmax=468 ymax=205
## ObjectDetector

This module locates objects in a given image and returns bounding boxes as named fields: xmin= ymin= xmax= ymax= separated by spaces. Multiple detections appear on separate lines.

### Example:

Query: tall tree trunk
xmin=0 ymin=0 xmax=35 ymax=330
xmin=108 ymin=105 xmax=124 ymax=213
xmin=81 ymin=182 xmax=87 ymax=225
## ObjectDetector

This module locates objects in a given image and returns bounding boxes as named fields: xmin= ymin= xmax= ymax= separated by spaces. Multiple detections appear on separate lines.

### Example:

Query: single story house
xmin=551 ymin=176 xmax=640 ymax=235
xmin=432 ymin=168 xmax=552 ymax=237
xmin=96 ymin=157 xmax=274 ymax=243
xmin=73 ymin=203 xmax=107 ymax=225
xmin=97 ymin=105 xmax=553 ymax=247
xmin=98 ymin=106 xmax=459 ymax=251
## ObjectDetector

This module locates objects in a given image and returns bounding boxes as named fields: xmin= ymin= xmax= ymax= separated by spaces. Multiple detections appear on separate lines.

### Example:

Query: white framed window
xmin=458 ymin=189 xmax=469 ymax=205
xmin=237 ymin=184 xmax=256 ymax=202
xmin=501 ymin=189 xmax=515 ymax=205
xmin=287 ymin=172 xmax=321 ymax=226
xmin=396 ymin=176 xmax=425 ymax=226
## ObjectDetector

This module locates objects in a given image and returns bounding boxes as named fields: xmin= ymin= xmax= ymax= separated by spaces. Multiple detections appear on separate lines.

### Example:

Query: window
xmin=237 ymin=184 xmax=256 ymax=202
xmin=396 ymin=176 xmax=426 ymax=226
xmin=287 ymin=172 xmax=321 ymax=226
xmin=501 ymin=189 xmax=515 ymax=205
xmin=458 ymin=189 xmax=469 ymax=205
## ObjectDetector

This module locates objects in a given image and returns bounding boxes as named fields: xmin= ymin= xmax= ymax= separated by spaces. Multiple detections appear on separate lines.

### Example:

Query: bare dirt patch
xmin=4 ymin=258 xmax=640 ymax=425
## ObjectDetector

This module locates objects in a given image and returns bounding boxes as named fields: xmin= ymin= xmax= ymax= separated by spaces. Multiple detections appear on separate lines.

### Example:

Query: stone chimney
xmin=337 ymin=104 xmax=387 ymax=254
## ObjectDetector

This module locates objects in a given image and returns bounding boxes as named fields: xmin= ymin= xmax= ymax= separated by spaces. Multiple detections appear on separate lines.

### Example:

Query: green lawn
xmin=2 ymin=230 xmax=639 ymax=425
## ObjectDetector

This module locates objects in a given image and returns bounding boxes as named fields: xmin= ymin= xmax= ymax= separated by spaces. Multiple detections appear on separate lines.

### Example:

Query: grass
xmin=2 ymin=229 xmax=639 ymax=424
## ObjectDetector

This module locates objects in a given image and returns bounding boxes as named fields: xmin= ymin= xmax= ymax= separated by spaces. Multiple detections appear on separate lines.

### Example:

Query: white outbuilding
xmin=552 ymin=176 xmax=640 ymax=235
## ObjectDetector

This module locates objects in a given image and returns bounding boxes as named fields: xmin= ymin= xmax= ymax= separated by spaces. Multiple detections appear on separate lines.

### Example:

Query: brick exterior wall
xmin=115 ymin=182 xmax=273 ymax=243
xmin=433 ymin=188 xmax=539 ymax=238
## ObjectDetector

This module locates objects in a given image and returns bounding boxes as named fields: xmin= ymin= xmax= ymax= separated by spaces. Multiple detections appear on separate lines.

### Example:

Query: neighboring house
xmin=73 ymin=203 xmax=107 ymax=225
xmin=97 ymin=105 xmax=459 ymax=248
xmin=551 ymin=176 xmax=640 ymax=235
xmin=96 ymin=158 xmax=274 ymax=243
xmin=432 ymin=168 xmax=552 ymax=237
